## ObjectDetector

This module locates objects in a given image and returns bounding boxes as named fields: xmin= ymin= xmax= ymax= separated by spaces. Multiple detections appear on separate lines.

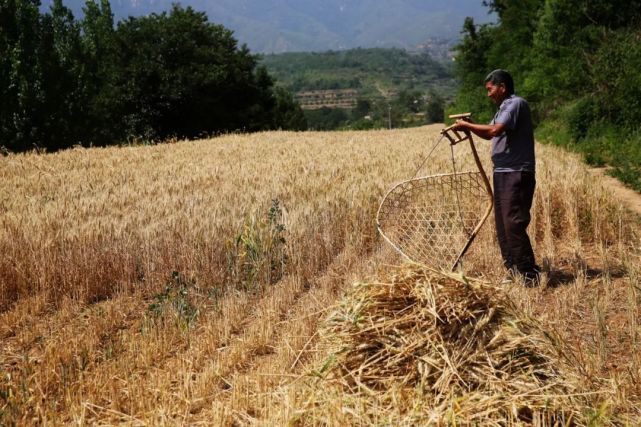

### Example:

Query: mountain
xmin=42 ymin=0 xmax=493 ymax=53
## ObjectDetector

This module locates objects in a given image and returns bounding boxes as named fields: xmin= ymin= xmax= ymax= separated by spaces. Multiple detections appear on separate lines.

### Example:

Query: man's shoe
xmin=501 ymin=267 xmax=540 ymax=287
xmin=522 ymin=270 xmax=541 ymax=287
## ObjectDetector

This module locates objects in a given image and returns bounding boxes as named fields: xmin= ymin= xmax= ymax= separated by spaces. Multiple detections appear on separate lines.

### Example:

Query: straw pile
xmin=312 ymin=265 xmax=592 ymax=425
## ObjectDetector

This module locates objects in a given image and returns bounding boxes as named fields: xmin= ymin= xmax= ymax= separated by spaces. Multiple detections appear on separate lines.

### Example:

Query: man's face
xmin=485 ymin=81 xmax=507 ymax=106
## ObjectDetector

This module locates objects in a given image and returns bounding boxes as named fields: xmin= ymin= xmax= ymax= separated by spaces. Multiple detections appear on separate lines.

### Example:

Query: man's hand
xmin=452 ymin=120 xmax=506 ymax=141
xmin=453 ymin=119 xmax=471 ymax=132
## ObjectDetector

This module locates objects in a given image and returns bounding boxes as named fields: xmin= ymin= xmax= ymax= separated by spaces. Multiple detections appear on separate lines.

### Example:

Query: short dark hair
xmin=484 ymin=69 xmax=514 ymax=95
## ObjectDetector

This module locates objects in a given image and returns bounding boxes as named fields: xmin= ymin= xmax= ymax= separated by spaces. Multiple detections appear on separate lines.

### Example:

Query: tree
xmin=81 ymin=0 xmax=117 ymax=146
xmin=529 ymin=0 xmax=641 ymax=108
xmin=425 ymin=91 xmax=444 ymax=124
xmin=0 ymin=0 xmax=305 ymax=152
xmin=0 ymin=0 xmax=45 ymax=151
xmin=396 ymin=90 xmax=423 ymax=114
xmin=272 ymin=86 xmax=307 ymax=131
xmin=452 ymin=17 xmax=496 ymax=122
xmin=453 ymin=0 xmax=641 ymax=186
xmin=304 ymin=107 xmax=348 ymax=131
xmin=111 ymin=5 xmax=282 ymax=141
xmin=352 ymin=99 xmax=371 ymax=121
xmin=589 ymin=29 xmax=641 ymax=126
xmin=41 ymin=0 xmax=87 ymax=149
xmin=0 ymin=0 xmax=89 ymax=151
xmin=482 ymin=0 xmax=543 ymax=97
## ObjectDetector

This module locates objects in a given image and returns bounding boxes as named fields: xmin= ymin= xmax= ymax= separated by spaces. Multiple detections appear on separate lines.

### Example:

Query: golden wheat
xmin=1 ymin=125 xmax=639 ymax=424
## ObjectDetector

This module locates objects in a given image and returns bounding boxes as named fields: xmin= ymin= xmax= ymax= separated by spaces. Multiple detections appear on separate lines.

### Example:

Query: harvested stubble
xmin=311 ymin=265 xmax=593 ymax=425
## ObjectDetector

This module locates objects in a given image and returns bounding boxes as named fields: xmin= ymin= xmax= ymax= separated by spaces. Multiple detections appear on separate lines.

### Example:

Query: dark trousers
xmin=493 ymin=171 xmax=537 ymax=273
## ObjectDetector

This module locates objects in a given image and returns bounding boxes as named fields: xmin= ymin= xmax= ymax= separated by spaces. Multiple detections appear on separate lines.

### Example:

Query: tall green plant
xmin=0 ymin=0 xmax=46 ymax=151
xmin=81 ymin=0 xmax=117 ymax=146
xmin=452 ymin=17 xmax=495 ymax=122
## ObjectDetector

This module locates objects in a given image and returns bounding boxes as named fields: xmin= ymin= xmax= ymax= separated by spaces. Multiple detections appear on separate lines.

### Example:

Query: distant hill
xmin=261 ymin=48 xmax=455 ymax=101
xmin=42 ymin=0 xmax=493 ymax=53
xmin=261 ymin=48 xmax=455 ymax=131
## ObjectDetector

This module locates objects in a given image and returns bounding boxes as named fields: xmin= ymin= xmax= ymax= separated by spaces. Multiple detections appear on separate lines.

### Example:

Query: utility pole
xmin=388 ymin=105 xmax=392 ymax=129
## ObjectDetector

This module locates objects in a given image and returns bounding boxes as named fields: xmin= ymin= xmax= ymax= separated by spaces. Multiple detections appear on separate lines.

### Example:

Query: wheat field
xmin=1 ymin=125 xmax=640 ymax=424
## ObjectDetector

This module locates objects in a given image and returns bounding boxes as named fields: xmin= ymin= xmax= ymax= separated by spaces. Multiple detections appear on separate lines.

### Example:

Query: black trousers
xmin=493 ymin=171 xmax=537 ymax=273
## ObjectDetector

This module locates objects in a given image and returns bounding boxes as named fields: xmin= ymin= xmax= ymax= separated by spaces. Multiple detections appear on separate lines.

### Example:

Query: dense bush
xmin=567 ymin=97 xmax=600 ymax=141
xmin=304 ymin=108 xmax=349 ymax=131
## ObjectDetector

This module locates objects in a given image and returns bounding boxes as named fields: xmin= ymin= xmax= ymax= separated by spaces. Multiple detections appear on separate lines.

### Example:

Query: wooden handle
xmin=441 ymin=123 xmax=457 ymax=133
xmin=450 ymin=133 xmax=494 ymax=270
xmin=441 ymin=126 xmax=470 ymax=146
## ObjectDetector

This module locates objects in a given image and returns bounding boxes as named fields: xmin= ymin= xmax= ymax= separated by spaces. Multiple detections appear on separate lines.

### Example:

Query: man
xmin=453 ymin=69 xmax=540 ymax=284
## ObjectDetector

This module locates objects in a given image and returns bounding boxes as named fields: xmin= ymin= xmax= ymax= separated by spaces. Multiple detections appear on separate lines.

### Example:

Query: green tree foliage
xmin=452 ymin=17 xmax=496 ymax=122
xmin=1 ymin=0 xmax=40 ymax=152
xmin=590 ymin=30 xmax=641 ymax=126
xmin=43 ymin=0 xmax=88 ymax=149
xmin=0 ymin=0 xmax=304 ymax=152
xmin=483 ymin=0 xmax=542 ymax=77
xmin=306 ymin=91 xmax=438 ymax=131
xmin=425 ymin=90 xmax=445 ymax=124
xmin=262 ymin=48 xmax=453 ymax=97
xmin=271 ymin=86 xmax=307 ymax=131
xmin=264 ymin=47 xmax=456 ymax=131
xmin=397 ymin=90 xmax=424 ymax=114
xmin=304 ymin=107 xmax=349 ymax=131
xmin=454 ymin=0 xmax=641 ymax=188
xmin=352 ymin=99 xmax=371 ymax=121
xmin=531 ymin=0 xmax=641 ymax=102
xmin=108 ymin=5 xmax=303 ymax=141
xmin=111 ymin=5 xmax=276 ymax=140
xmin=81 ymin=0 xmax=117 ymax=146
xmin=1 ymin=0 xmax=92 ymax=151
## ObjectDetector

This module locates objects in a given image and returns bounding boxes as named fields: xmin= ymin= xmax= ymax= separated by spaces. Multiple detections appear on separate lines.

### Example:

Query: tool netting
xmin=377 ymin=157 xmax=491 ymax=271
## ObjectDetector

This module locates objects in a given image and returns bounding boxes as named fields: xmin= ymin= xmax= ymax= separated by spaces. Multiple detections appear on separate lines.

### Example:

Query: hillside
xmin=40 ymin=0 xmax=493 ymax=52
xmin=261 ymin=48 xmax=454 ymax=130
xmin=261 ymin=48 xmax=453 ymax=97
xmin=1 ymin=127 xmax=640 ymax=424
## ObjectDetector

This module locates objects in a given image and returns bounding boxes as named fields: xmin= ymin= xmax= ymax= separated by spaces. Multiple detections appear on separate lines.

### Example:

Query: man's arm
xmin=453 ymin=119 xmax=506 ymax=140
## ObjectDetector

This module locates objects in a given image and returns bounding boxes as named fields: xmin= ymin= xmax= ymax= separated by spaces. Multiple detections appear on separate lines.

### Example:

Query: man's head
xmin=484 ymin=69 xmax=514 ymax=105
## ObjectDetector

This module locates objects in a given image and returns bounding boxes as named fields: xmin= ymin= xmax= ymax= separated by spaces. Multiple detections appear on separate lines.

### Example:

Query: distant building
xmin=295 ymin=89 xmax=358 ymax=110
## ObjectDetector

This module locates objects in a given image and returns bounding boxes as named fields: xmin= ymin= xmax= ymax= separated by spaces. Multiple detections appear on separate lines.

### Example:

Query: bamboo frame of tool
xmin=376 ymin=114 xmax=494 ymax=271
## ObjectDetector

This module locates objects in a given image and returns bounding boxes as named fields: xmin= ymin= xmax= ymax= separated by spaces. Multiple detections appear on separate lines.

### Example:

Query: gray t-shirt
xmin=490 ymin=95 xmax=535 ymax=172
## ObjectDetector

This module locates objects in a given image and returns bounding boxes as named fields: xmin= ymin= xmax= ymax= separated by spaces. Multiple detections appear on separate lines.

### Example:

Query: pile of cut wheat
xmin=310 ymin=265 xmax=597 ymax=425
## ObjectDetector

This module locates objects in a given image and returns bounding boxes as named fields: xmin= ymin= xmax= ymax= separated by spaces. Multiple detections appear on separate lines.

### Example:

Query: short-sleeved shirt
xmin=490 ymin=94 xmax=535 ymax=172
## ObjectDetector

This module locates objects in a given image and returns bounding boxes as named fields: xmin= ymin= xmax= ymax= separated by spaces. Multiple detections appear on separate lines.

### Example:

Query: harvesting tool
xmin=376 ymin=113 xmax=493 ymax=271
